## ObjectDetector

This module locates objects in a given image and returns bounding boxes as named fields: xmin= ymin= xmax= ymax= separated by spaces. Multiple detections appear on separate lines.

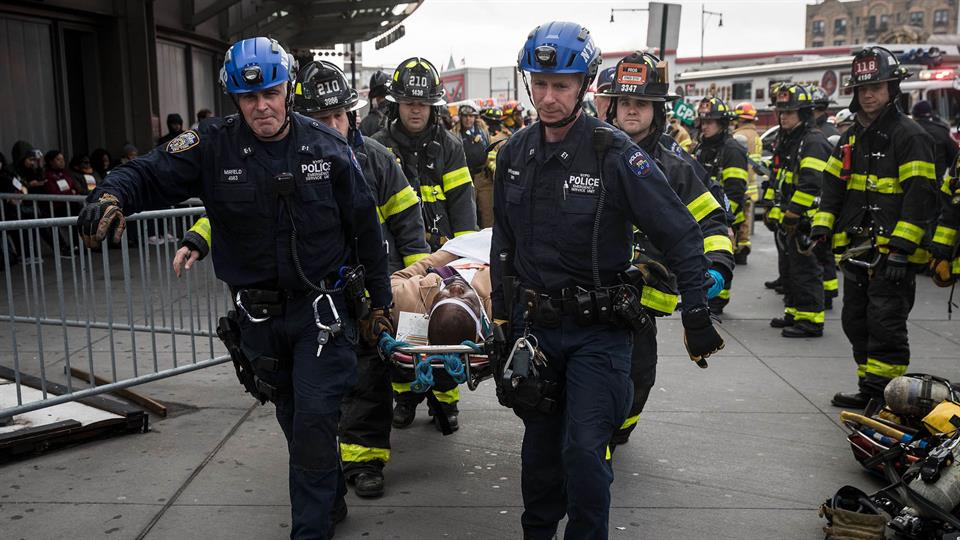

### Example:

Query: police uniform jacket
xmin=372 ymin=121 xmax=478 ymax=240
xmin=455 ymin=125 xmax=490 ymax=175
xmin=90 ymin=112 xmax=391 ymax=307
xmin=812 ymin=106 xmax=938 ymax=263
xmin=769 ymin=123 xmax=832 ymax=221
xmin=695 ymin=132 xmax=749 ymax=226
xmin=358 ymin=136 xmax=430 ymax=271
xmin=490 ymin=113 xmax=708 ymax=320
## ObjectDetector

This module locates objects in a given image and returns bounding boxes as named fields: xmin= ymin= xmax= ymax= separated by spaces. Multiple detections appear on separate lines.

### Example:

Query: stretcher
xmin=379 ymin=337 xmax=494 ymax=391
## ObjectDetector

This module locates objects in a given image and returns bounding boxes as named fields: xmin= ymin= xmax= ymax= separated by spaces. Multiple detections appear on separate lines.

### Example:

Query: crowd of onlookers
xmin=0 ymin=109 xmax=216 ymax=266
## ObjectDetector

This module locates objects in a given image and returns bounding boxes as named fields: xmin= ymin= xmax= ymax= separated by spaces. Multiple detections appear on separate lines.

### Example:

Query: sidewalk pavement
xmin=2 ymin=225 xmax=958 ymax=539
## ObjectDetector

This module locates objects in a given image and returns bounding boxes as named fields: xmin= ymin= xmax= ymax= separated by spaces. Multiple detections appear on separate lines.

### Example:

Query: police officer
xmin=359 ymin=70 xmax=390 ymax=137
xmin=810 ymin=85 xmax=839 ymax=138
xmin=694 ymin=96 xmax=749 ymax=314
xmin=78 ymin=37 xmax=393 ymax=539
xmin=810 ymin=46 xmax=938 ymax=409
xmin=491 ymin=22 xmax=724 ymax=538
xmin=601 ymin=52 xmax=734 ymax=449
xmin=372 ymin=57 xmax=479 ymax=430
xmin=766 ymin=84 xmax=832 ymax=338
xmin=592 ymin=66 xmax=615 ymax=121
xmin=455 ymin=103 xmax=494 ymax=227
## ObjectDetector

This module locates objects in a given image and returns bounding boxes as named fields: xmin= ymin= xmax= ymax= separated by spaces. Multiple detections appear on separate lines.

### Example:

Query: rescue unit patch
xmin=166 ymin=130 xmax=200 ymax=153
xmin=627 ymin=150 xmax=651 ymax=177
xmin=302 ymin=159 xmax=332 ymax=183
xmin=568 ymin=173 xmax=600 ymax=195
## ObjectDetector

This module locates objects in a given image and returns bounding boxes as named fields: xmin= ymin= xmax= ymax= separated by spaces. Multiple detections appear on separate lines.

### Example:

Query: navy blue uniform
xmin=490 ymin=114 xmax=707 ymax=539
xmin=91 ymin=112 xmax=390 ymax=539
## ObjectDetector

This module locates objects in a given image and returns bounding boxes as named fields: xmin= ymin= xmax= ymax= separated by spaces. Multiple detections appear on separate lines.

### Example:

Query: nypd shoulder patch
xmin=626 ymin=149 xmax=651 ymax=177
xmin=671 ymin=141 xmax=683 ymax=158
xmin=166 ymin=130 xmax=200 ymax=153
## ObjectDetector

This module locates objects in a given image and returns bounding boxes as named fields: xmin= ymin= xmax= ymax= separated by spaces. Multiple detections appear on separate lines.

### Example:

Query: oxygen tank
xmin=908 ymin=438 xmax=960 ymax=516
xmin=884 ymin=375 xmax=953 ymax=417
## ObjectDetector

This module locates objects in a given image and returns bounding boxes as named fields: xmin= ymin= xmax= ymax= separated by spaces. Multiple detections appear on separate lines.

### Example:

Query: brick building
xmin=806 ymin=0 xmax=959 ymax=48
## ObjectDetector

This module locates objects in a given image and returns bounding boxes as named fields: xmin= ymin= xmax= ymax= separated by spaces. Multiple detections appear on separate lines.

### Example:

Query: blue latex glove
xmin=705 ymin=269 xmax=725 ymax=299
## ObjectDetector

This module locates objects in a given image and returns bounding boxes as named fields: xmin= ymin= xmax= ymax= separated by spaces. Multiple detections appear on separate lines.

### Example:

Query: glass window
xmin=935 ymin=10 xmax=949 ymax=26
xmin=910 ymin=11 xmax=924 ymax=27
xmin=834 ymin=39 xmax=846 ymax=46
xmin=834 ymin=18 xmax=847 ymax=34
xmin=732 ymin=82 xmax=752 ymax=100
xmin=812 ymin=20 xmax=825 ymax=36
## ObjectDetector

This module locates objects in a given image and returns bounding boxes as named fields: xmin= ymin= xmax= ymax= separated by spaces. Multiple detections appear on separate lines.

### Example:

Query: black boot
xmin=734 ymin=246 xmax=750 ymax=265
xmin=431 ymin=402 xmax=459 ymax=432
xmin=831 ymin=391 xmax=872 ymax=409
xmin=770 ymin=315 xmax=794 ymax=328
xmin=764 ymin=277 xmax=782 ymax=290
xmin=392 ymin=401 xmax=416 ymax=428
xmin=781 ymin=320 xmax=823 ymax=338
xmin=353 ymin=470 xmax=385 ymax=498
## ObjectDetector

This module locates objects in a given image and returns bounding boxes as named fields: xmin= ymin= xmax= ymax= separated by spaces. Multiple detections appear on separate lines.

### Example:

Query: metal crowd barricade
xmin=0 ymin=198 xmax=231 ymax=419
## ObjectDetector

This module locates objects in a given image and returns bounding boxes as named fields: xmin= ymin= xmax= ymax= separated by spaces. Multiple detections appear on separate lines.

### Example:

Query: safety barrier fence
xmin=1 ymin=200 xmax=231 ymax=419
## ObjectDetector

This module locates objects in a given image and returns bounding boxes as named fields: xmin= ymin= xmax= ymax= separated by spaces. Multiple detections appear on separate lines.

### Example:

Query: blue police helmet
xmin=220 ymin=37 xmax=295 ymax=94
xmin=518 ymin=21 xmax=601 ymax=80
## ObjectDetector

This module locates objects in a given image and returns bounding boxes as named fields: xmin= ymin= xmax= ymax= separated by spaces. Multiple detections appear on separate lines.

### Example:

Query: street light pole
xmin=700 ymin=4 xmax=724 ymax=65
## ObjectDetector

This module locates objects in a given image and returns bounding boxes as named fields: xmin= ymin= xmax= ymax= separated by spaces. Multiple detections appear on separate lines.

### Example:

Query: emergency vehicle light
xmin=919 ymin=69 xmax=955 ymax=81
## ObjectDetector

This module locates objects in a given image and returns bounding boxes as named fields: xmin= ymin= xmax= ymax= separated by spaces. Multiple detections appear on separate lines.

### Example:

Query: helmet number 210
xmin=408 ymin=75 xmax=428 ymax=88
xmin=318 ymin=80 xmax=341 ymax=94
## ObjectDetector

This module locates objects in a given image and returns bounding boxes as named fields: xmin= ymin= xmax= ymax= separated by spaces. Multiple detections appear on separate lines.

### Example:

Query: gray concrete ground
xmin=2 ymin=225 xmax=959 ymax=540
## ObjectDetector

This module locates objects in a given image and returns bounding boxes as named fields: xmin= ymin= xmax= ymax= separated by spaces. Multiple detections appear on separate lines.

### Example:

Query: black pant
xmin=840 ymin=264 xmax=915 ymax=396
xmin=816 ymin=241 xmax=838 ymax=301
xmin=782 ymin=231 xmax=824 ymax=325
xmin=339 ymin=344 xmax=393 ymax=476
xmin=612 ymin=320 xmax=657 ymax=446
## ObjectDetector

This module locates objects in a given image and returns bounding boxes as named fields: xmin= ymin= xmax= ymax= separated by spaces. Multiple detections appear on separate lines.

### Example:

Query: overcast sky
xmin=358 ymin=0 xmax=815 ymax=69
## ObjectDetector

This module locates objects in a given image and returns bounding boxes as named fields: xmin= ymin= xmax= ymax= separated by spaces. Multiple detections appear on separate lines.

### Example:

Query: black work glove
xmin=883 ymin=251 xmax=909 ymax=283
xmin=809 ymin=225 xmax=831 ymax=246
xmin=762 ymin=208 xmax=780 ymax=232
xmin=77 ymin=193 xmax=125 ymax=248
xmin=681 ymin=307 xmax=724 ymax=369
xmin=361 ymin=305 xmax=395 ymax=346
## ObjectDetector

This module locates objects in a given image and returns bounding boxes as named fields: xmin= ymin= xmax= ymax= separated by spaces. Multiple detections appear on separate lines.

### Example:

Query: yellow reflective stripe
xmin=379 ymin=186 xmax=420 ymax=221
xmin=767 ymin=207 xmax=784 ymax=222
xmin=722 ymin=167 xmax=749 ymax=181
xmin=778 ymin=170 xmax=796 ymax=185
xmin=898 ymin=160 xmax=936 ymax=182
xmin=620 ymin=414 xmax=640 ymax=430
xmin=793 ymin=310 xmax=824 ymax=323
xmin=442 ymin=166 xmax=473 ymax=192
xmin=718 ymin=288 xmax=730 ymax=300
xmin=732 ymin=211 xmax=745 ymax=225
xmin=704 ymin=234 xmax=734 ymax=254
xmin=823 ymin=278 xmax=839 ymax=292
xmin=419 ymin=184 xmax=446 ymax=202
xmin=942 ymin=178 xmax=953 ymax=196
xmin=784 ymin=306 xmax=798 ymax=316
xmin=190 ymin=217 xmax=211 ymax=246
xmin=790 ymin=190 xmax=816 ymax=208
xmin=825 ymin=155 xmax=842 ymax=177
xmin=933 ymin=225 xmax=958 ymax=247
xmin=891 ymin=221 xmax=925 ymax=245
xmin=876 ymin=236 xmax=931 ymax=263
xmin=392 ymin=382 xmax=412 ymax=394
xmin=953 ymin=258 xmax=960 ymax=274
xmin=848 ymin=174 xmax=902 ymax=194
xmin=641 ymin=285 xmax=678 ymax=315
xmin=864 ymin=358 xmax=909 ymax=380
xmin=605 ymin=445 xmax=612 ymax=461
xmin=686 ymin=191 xmax=721 ymax=222
xmin=340 ymin=443 xmax=391 ymax=464
xmin=832 ymin=231 xmax=849 ymax=250
xmin=453 ymin=230 xmax=475 ymax=238
xmin=433 ymin=387 xmax=460 ymax=404
xmin=799 ymin=156 xmax=827 ymax=172
xmin=812 ymin=211 xmax=835 ymax=229
xmin=402 ymin=252 xmax=431 ymax=267
xmin=763 ymin=187 xmax=776 ymax=201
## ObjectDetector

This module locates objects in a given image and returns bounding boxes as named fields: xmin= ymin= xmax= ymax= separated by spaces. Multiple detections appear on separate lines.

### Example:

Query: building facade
xmin=806 ymin=0 xmax=959 ymax=48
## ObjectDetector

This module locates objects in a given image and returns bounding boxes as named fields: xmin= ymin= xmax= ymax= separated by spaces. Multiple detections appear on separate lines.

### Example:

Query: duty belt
xmin=521 ymin=286 xmax=618 ymax=327
xmin=231 ymin=285 xmax=321 ymax=322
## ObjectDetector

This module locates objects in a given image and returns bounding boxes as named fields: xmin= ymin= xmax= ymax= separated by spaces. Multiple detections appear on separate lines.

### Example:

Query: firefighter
xmin=929 ymin=158 xmax=960 ymax=289
xmin=454 ymin=103 xmax=494 ymax=228
xmin=766 ymin=84 xmax=832 ymax=338
xmin=694 ymin=96 xmax=748 ymax=314
xmin=732 ymin=102 xmax=762 ymax=265
xmin=810 ymin=85 xmax=839 ymax=138
xmin=371 ymin=56 xmax=479 ymax=430
xmin=911 ymin=100 xmax=958 ymax=183
xmin=602 ymin=51 xmax=734 ymax=449
xmin=810 ymin=47 xmax=938 ymax=409
xmin=360 ymin=70 xmax=391 ymax=136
